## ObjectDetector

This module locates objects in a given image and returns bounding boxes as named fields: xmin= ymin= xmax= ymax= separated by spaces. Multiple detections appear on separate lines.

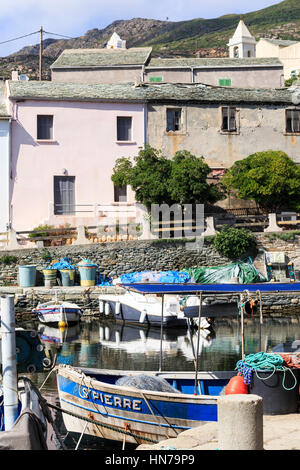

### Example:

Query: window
xmin=286 ymin=109 xmax=300 ymax=133
xmin=114 ymin=184 xmax=127 ymax=202
xmin=54 ymin=176 xmax=75 ymax=215
xmin=37 ymin=115 xmax=53 ymax=140
xmin=233 ymin=46 xmax=239 ymax=58
xmin=219 ymin=78 xmax=232 ymax=87
xmin=221 ymin=107 xmax=237 ymax=132
xmin=117 ymin=117 xmax=132 ymax=141
xmin=166 ymin=108 xmax=181 ymax=132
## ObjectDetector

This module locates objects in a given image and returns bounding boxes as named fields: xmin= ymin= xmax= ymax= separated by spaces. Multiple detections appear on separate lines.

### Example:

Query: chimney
xmin=11 ymin=71 xmax=19 ymax=81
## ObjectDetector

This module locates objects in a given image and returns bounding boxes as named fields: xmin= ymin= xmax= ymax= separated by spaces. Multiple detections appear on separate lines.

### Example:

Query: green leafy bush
xmin=213 ymin=226 xmax=256 ymax=260
xmin=0 ymin=255 xmax=17 ymax=265
xmin=29 ymin=224 xmax=54 ymax=238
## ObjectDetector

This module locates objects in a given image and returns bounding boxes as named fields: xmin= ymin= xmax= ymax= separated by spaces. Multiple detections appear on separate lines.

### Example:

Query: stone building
xmin=50 ymin=33 xmax=284 ymax=89
xmin=3 ymin=79 xmax=300 ymax=230
xmin=256 ymin=38 xmax=300 ymax=80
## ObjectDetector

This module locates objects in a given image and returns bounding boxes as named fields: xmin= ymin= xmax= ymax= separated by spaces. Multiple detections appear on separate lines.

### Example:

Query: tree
xmin=222 ymin=150 xmax=300 ymax=212
xmin=168 ymin=150 xmax=223 ymax=205
xmin=111 ymin=145 xmax=224 ymax=210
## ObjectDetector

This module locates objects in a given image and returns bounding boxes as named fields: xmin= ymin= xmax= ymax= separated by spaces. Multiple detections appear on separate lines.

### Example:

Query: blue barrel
xmin=60 ymin=269 xmax=75 ymax=286
xmin=78 ymin=266 xmax=97 ymax=286
xmin=18 ymin=265 xmax=36 ymax=287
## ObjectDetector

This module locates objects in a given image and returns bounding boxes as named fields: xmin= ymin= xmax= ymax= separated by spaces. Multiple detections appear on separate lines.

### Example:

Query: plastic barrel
xmin=43 ymin=269 xmax=57 ymax=287
xmin=78 ymin=266 xmax=97 ymax=286
xmin=60 ymin=269 xmax=75 ymax=287
xmin=249 ymin=368 xmax=300 ymax=415
xmin=18 ymin=265 xmax=36 ymax=287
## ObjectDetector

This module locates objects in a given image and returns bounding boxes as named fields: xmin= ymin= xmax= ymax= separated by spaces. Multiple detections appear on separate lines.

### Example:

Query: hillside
xmin=1 ymin=0 xmax=300 ymax=80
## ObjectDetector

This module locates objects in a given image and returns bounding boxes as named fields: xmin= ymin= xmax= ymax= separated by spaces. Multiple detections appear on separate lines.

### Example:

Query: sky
xmin=0 ymin=0 xmax=281 ymax=57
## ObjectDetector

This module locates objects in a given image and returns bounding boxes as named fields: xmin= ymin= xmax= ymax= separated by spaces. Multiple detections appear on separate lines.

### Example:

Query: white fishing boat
xmin=33 ymin=301 xmax=82 ymax=325
xmin=98 ymin=290 xmax=213 ymax=327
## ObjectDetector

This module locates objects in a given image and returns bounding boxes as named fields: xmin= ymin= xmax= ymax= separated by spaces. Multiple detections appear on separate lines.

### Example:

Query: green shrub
xmin=29 ymin=224 xmax=54 ymax=238
xmin=0 ymin=255 xmax=17 ymax=265
xmin=213 ymin=226 xmax=256 ymax=259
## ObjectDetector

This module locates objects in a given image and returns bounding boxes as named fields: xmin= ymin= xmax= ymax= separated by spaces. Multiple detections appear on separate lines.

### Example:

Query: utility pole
xmin=39 ymin=26 xmax=43 ymax=81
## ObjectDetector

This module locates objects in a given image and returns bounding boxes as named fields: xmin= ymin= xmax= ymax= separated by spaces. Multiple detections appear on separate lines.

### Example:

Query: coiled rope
xmin=235 ymin=352 xmax=298 ymax=391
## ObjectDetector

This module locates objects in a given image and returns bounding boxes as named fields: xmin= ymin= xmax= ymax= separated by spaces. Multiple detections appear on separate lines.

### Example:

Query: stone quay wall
xmin=0 ymin=235 xmax=300 ymax=315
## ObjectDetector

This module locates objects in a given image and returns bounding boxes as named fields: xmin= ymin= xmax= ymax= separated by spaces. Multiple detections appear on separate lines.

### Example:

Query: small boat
xmin=57 ymin=365 xmax=235 ymax=445
xmin=98 ymin=290 xmax=212 ymax=328
xmin=33 ymin=301 xmax=82 ymax=325
xmin=0 ymin=295 xmax=52 ymax=450
xmin=0 ymin=377 xmax=48 ymax=450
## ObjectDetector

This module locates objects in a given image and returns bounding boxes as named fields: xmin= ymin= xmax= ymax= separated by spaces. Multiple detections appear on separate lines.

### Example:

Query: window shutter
xmin=54 ymin=176 xmax=75 ymax=215
xmin=117 ymin=117 xmax=132 ymax=141
xmin=37 ymin=115 xmax=53 ymax=139
xmin=229 ymin=107 xmax=236 ymax=131
xmin=293 ymin=110 xmax=300 ymax=132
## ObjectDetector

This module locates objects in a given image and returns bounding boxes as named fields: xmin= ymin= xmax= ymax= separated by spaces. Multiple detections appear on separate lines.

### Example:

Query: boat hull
xmin=57 ymin=366 xmax=234 ymax=445
xmin=33 ymin=304 xmax=82 ymax=325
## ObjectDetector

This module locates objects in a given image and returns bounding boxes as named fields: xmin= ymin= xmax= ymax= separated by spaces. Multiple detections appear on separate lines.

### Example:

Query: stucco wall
xmin=0 ymin=119 xmax=10 ymax=231
xmin=193 ymin=67 xmax=283 ymax=88
xmin=51 ymin=68 xmax=143 ymax=84
xmin=147 ymin=103 xmax=300 ymax=168
xmin=10 ymin=100 xmax=145 ymax=231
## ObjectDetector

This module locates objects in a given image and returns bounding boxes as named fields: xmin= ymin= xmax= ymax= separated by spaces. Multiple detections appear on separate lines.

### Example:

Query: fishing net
xmin=115 ymin=374 xmax=180 ymax=393
xmin=184 ymin=258 xmax=266 ymax=284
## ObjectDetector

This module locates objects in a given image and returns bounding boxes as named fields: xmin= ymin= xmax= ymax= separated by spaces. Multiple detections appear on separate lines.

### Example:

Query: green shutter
xmin=149 ymin=76 xmax=163 ymax=82
xmin=219 ymin=78 xmax=231 ymax=87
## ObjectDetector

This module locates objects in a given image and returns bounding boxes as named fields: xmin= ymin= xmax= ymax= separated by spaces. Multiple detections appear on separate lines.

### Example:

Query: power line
xmin=0 ymin=29 xmax=74 ymax=46
xmin=43 ymin=30 xmax=74 ymax=40
xmin=0 ymin=30 xmax=40 ymax=46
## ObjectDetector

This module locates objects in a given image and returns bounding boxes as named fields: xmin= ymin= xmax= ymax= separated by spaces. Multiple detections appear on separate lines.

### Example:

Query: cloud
xmin=0 ymin=0 xmax=280 ymax=56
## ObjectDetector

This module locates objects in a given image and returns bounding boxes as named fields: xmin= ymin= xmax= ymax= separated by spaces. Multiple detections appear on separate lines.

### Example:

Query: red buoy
xmin=225 ymin=375 xmax=248 ymax=395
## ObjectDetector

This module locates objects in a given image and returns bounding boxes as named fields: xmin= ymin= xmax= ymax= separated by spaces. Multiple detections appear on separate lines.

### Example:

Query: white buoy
xmin=104 ymin=302 xmax=110 ymax=316
xmin=139 ymin=309 xmax=147 ymax=323
xmin=99 ymin=300 xmax=104 ymax=314
xmin=1 ymin=295 xmax=19 ymax=430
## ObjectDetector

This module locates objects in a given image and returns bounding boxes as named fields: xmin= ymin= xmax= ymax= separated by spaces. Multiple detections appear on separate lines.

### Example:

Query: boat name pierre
xmin=80 ymin=387 xmax=143 ymax=410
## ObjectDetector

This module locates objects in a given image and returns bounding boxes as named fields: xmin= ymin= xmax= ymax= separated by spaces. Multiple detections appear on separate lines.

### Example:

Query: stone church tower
xmin=228 ymin=19 xmax=257 ymax=58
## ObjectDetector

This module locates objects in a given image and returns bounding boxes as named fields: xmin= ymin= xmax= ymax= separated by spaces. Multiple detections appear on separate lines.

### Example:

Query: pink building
xmin=7 ymin=81 xmax=146 ymax=231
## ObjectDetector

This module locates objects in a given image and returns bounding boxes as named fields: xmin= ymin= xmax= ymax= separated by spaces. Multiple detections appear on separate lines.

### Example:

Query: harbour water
xmin=18 ymin=311 xmax=300 ymax=450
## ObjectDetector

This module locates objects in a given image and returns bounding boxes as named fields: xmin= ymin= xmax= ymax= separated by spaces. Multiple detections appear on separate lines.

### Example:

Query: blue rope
xmin=236 ymin=352 xmax=297 ymax=390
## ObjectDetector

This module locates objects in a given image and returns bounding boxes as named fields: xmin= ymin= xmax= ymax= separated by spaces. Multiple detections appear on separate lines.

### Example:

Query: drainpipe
xmin=191 ymin=67 xmax=195 ymax=83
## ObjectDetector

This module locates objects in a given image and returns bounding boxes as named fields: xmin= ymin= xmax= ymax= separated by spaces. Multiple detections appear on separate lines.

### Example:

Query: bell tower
xmin=228 ymin=17 xmax=256 ymax=58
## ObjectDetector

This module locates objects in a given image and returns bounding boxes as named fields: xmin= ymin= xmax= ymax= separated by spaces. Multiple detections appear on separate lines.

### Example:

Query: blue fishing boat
xmin=57 ymin=365 xmax=235 ymax=445
xmin=57 ymin=282 xmax=300 ymax=445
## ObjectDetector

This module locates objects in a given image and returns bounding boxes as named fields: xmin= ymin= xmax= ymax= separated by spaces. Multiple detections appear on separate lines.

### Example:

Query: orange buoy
xmin=225 ymin=375 xmax=248 ymax=395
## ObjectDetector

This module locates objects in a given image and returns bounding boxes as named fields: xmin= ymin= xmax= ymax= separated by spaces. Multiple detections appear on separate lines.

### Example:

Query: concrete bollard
xmin=218 ymin=394 xmax=263 ymax=450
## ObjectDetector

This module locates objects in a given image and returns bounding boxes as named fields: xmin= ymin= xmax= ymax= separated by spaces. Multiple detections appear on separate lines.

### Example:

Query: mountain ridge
xmin=1 ymin=0 xmax=300 ymax=80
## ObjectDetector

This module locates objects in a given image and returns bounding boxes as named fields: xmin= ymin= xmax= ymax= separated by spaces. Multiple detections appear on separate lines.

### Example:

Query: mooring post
xmin=0 ymin=295 xmax=19 ymax=430
xmin=218 ymin=394 xmax=264 ymax=450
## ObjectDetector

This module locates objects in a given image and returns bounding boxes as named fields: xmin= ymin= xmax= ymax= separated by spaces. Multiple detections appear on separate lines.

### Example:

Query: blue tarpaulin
xmin=119 ymin=270 xmax=191 ymax=284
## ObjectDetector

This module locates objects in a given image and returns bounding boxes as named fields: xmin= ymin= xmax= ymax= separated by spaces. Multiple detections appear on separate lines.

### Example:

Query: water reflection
xmin=30 ymin=314 xmax=300 ymax=388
